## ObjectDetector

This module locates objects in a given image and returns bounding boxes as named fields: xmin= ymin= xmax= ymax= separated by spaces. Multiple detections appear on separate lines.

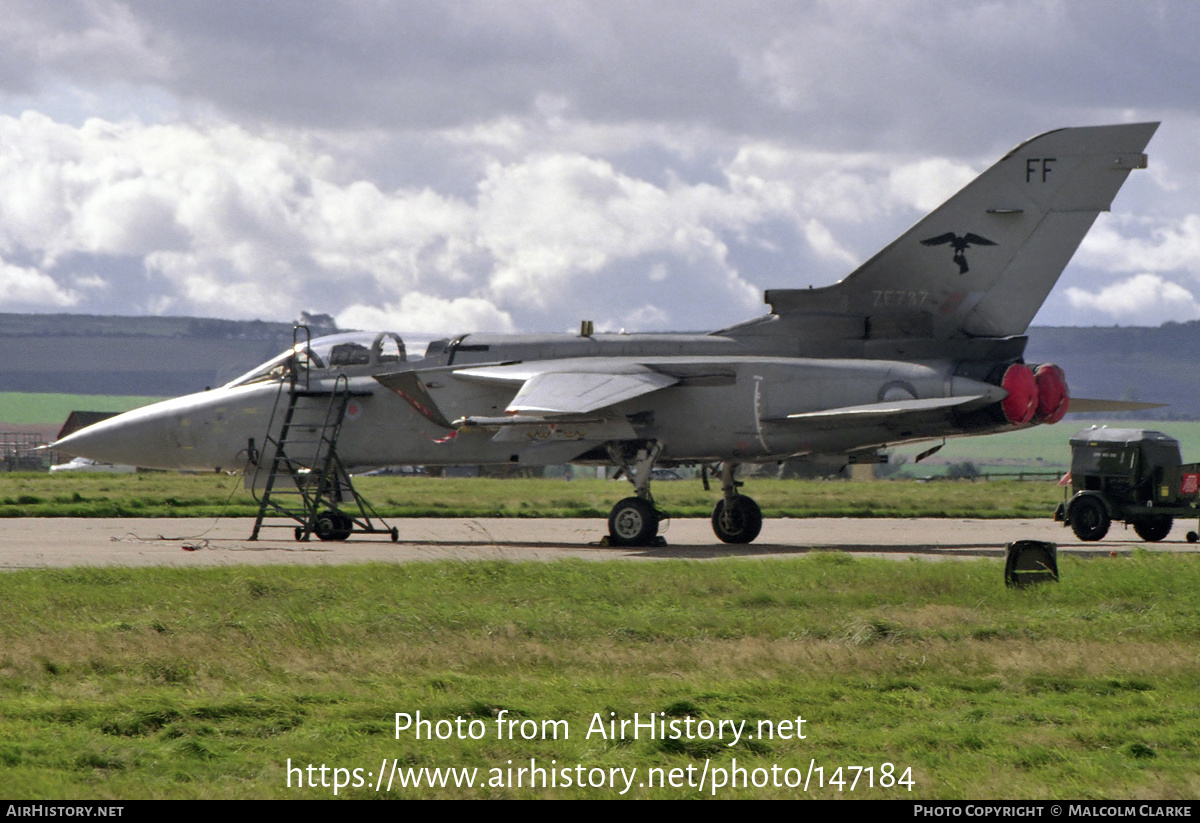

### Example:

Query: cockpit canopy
xmin=225 ymin=331 xmax=415 ymax=388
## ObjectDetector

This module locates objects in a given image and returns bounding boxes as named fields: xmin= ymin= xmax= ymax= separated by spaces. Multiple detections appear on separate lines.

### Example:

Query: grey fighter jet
xmin=53 ymin=123 xmax=1159 ymax=546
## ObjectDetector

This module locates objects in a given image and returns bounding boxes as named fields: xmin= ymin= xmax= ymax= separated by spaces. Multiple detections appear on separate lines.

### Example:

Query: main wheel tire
xmin=1133 ymin=516 xmax=1173 ymax=542
xmin=608 ymin=497 xmax=659 ymax=546
xmin=712 ymin=496 xmax=763 ymax=544
xmin=1069 ymin=496 xmax=1111 ymax=542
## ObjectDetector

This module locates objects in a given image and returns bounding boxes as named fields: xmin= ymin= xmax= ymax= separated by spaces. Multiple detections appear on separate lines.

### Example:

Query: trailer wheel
xmin=1133 ymin=517 xmax=1173 ymax=542
xmin=1070 ymin=496 xmax=1111 ymax=541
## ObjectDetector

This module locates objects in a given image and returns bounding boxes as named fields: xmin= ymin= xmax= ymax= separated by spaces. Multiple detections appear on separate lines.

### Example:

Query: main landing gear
xmin=608 ymin=497 xmax=660 ymax=546
xmin=606 ymin=443 xmax=666 ymax=547
xmin=603 ymin=443 xmax=763 ymax=546
xmin=711 ymin=462 xmax=763 ymax=544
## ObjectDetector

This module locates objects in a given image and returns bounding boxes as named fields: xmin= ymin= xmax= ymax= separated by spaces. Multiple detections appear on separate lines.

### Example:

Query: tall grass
xmin=2 ymin=554 xmax=1199 ymax=798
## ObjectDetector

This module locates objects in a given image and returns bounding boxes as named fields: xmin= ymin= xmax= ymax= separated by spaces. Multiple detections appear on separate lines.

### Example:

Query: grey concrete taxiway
xmin=1 ymin=516 xmax=1191 ymax=569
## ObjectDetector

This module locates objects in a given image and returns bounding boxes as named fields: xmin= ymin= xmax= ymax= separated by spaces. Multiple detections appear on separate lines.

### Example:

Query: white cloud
xmin=0 ymin=3 xmax=1198 ymax=331
xmin=1064 ymin=273 xmax=1200 ymax=325
xmin=476 ymin=152 xmax=764 ymax=316
xmin=336 ymin=294 xmax=516 ymax=335
xmin=619 ymin=304 xmax=670 ymax=330
xmin=76 ymin=178 xmax=188 ymax=255
xmin=0 ymin=0 xmax=168 ymax=94
xmin=0 ymin=112 xmax=782 ymax=330
xmin=727 ymin=145 xmax=888 ymax=224
xmin=1078 ymin=214 xmax=1200 ymax=276
xmin=802 ymin=219 xmax=858 ymax=268
xmin=887 ymin=158 xmax=979 ymax=213
xmin=0 ymin=260 xmax=80 ymax=307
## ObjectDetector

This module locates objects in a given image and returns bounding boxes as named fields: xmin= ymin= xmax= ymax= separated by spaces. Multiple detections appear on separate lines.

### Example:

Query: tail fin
xmin=764 ymin=123 xmax=1158 ymax=339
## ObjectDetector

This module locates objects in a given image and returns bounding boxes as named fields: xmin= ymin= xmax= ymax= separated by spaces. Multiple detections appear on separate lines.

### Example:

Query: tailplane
xmin=762 ymin=123 xmax=1158 ymax=340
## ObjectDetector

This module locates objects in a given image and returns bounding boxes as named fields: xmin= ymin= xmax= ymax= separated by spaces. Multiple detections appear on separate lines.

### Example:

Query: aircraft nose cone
xmin=53 ymin=405 xmax=179 ymax=469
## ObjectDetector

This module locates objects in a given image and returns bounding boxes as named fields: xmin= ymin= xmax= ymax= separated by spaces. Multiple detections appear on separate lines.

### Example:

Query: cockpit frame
xmin=224 ymin=331 xmax=411 ymax=388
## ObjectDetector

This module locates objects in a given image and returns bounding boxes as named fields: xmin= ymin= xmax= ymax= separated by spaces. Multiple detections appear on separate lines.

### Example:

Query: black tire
xmin=1069 ymin=496 xmax=1111 ymax=542
xmin=1133 ymin=516 xmax=1172 ymax=542
xmin=608 ymin=497 xmax=659 ymax=546
xmin=712 ymin=496 xmax=763 ymax=544
xmin=1187 ymin=531 xmax=1198 ymax=544
xmin=315 ymin=510 xmax=351 ymax=541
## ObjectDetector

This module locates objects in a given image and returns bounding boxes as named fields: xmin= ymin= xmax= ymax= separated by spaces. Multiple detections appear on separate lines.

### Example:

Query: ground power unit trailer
xmin=1056 ymin=427 xmax=1200 ymax=543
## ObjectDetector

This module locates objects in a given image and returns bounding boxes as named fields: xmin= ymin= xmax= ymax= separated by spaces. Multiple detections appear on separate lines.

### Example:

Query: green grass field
xmin=890 ymin=419 xmax=1200 ymax=476
xmin=0 ymin=473 xmax=1065 ymax=519
xmin=2 ymin=555 xmax=1198 ymax=799
xmin=0 ymin=393 xmax=162 ymax=426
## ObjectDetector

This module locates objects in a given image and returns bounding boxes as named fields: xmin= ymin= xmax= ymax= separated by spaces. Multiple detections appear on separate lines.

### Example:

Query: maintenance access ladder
xmin=248 ymin=331 xmax=397 ymax=542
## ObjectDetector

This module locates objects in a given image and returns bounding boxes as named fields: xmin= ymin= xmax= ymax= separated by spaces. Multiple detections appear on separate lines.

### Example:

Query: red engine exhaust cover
xmin=1033 ymin=363 xmax=1069 ymax=424
xmin=1000 ymin=363 xmax=1038 ymax=425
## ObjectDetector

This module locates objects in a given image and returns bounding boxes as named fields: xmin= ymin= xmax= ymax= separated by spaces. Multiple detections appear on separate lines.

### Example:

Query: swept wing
xmin=452 ymin=361 xmax=678 ymax=415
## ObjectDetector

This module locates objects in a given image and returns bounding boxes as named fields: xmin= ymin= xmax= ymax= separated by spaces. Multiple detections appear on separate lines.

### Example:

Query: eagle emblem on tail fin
xmin=921 ymin=232 xmax=996 ymax=274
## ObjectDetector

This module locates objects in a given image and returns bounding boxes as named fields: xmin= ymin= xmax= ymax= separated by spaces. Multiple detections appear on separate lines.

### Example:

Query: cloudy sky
xmin=1 ymin=0 xmax=1198 ymax=334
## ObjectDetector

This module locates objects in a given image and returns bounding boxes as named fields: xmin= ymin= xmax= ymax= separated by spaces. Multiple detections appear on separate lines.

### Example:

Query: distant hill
xmin=1 ymin=313 xmax=1197 ymax=419
xmin=1025 ymin=322 xmax=1200 ymax=419
xmin=0 ymin=313 xmax=298 ymax=396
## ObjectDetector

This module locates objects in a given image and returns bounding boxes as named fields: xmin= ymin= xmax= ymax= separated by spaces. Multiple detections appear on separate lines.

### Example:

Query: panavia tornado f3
xmin=54 ymin=123 xmax=1159 ymax=546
